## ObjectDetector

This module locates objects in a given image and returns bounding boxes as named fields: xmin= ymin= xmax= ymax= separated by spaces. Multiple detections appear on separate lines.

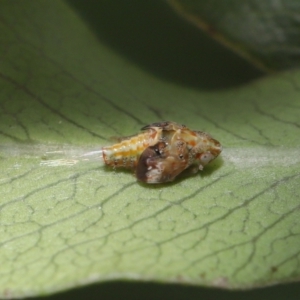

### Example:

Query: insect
xmin=102 ymin=121 xmax=222 ymax=183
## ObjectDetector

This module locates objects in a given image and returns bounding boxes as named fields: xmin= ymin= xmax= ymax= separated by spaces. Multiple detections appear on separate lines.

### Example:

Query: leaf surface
xmin=0 ymin=1 xmax=299 ymax=298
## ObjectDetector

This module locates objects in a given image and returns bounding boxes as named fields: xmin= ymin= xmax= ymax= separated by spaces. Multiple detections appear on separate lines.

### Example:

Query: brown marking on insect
xmin=102 ymin=121 xmax=222 ymax=183
xmin=135 ymin=141 xmax=168 ymax=182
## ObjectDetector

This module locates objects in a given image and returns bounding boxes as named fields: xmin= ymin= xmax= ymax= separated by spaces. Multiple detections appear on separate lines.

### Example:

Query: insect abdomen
xmin=102 ymin=132 xmax=155 ymax=168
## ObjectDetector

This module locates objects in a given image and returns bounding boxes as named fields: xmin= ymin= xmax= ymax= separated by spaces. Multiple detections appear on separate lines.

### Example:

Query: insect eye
xmin=200 ymin=152 xmax=214 ymax=164
xmin=179 ymin=154 xmax=184 ymax=159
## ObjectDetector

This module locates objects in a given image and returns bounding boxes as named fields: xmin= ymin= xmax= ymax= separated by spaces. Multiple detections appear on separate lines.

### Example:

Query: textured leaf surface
xmin=0 ymin=1 xmax=300 ymax=298
xmin=168 ymin=0 xmax=300 ymax=70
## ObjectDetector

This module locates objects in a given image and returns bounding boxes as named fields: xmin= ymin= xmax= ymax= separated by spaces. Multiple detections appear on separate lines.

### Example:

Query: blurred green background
xmin=66 ymin=0 xmax=262 ymax=90
xmin=28 ymin=280 xmax=300 ymax=300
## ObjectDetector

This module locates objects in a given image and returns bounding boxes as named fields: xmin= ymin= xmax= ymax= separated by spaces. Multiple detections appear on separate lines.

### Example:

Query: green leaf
xmin=167 ymin=0 xmax=300 ymax=71
xmin=0 ymin=0 xmax=299 ymax=298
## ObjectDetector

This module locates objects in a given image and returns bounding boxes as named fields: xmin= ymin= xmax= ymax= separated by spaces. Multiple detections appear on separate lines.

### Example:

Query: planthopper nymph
xmin=102 ymin=121 xmax=222 ymax=184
